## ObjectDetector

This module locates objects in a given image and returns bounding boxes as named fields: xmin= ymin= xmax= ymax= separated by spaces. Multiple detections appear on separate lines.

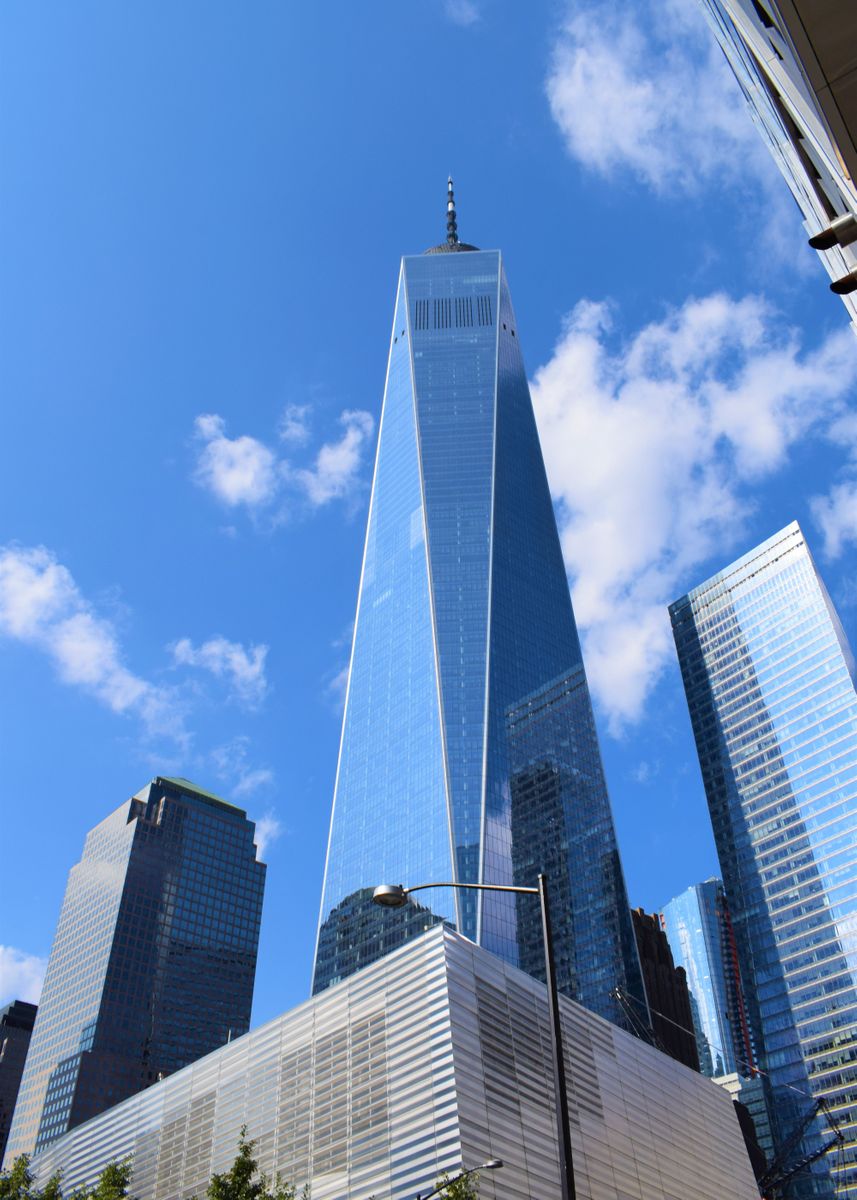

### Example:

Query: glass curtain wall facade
xmin=670 ymin=522 xmax=857 ymax=1198
xmin=4 ymin=777 xmax=266 ymax=1164
xmin=661 ymin=879 xmax=755 ymax=1079
xmin=313 ymin=220 xmax=646 ymax=1028
xmin=0 ymin=1002 xmax=37 ymax=1166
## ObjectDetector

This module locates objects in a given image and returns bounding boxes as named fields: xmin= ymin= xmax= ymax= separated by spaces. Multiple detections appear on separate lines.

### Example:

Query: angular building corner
xmin=3 ymin=777 xmax=266 ymax=1166
xmin=695 ymin=0 xmax=857 ymax=322
xmin=670 ymin=521 xmax=857 ymax=1197
xmin=312 ymin=187 xmax=646 ymax=1029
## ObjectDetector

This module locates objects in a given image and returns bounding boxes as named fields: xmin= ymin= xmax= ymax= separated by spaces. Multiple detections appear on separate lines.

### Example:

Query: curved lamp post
xmin=415 ymin=1157 xmax=503 ymax=1200
xmin=373 ymin=874 xmax=575 ymax=1200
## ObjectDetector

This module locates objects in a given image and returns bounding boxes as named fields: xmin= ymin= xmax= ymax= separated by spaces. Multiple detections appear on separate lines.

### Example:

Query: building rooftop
xmin=154 ymin=776 xmax=246 ymax=817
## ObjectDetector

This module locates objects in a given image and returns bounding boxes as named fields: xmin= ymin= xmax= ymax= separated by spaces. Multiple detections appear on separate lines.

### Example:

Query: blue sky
xmin=2 ymin=0 xmax=857 ymax=1029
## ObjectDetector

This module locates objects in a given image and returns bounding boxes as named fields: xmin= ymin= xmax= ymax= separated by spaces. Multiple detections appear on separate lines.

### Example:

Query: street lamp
xmin=415 ymin=1158 xmax=503 ymax=1200
xmin=372 ymin=874 xmax=575 ymax=1200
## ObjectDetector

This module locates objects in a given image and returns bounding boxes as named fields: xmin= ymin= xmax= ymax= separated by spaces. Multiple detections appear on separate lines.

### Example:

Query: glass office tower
xmin=661 ymin=879 xmax=755 ymax=1079
xmin=4 ymin=777 xmax=266 ymax=1163
xmin=0 ymin=1002 xmax=37 ymax=1166
xmin=312 ymin=186 xmax=646 ymax=1029
xmin=671 ymin=522 xmax=857 ymax=1198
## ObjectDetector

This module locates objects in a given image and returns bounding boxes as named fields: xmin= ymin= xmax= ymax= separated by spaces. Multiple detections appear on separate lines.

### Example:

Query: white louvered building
xmin=30 ymin=927 xmax=759 ymax=1200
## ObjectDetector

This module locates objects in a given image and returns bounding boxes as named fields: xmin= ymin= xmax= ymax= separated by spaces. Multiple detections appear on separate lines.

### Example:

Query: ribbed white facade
xmin=28 ymin=928 xmax=758 ymax=1200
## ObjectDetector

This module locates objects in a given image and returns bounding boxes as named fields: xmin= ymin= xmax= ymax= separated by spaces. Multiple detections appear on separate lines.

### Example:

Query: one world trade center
xmin=312 ymin=183 xmax=646 ymax=1028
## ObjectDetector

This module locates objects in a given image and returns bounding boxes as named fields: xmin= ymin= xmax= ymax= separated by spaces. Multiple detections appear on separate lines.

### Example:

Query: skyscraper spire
xmin=446 ymin=176 xmax=459 ymax=246
xmin=425 ymin=177 xmax=477 ymax=255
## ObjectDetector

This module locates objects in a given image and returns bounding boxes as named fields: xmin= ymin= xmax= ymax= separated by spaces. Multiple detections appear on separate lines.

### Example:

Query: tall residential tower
xmin=312 ymin=184 xmax=646 ymax=1028
xmin=671 ymin=523 xmax=857 ymax=1197
xmin=4 ymin=777 xmax=266 ymax=1164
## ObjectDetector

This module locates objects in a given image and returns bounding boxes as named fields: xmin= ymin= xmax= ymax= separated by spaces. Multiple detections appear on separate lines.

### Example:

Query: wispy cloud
xmin=211 ymin=737 xmax=274 ymax=799
xmin=632 ymin=760 xmax=661 ymax=785
xmin=0 ymin=946 xmax=48 ymax=1006
xmin=324 ymin=664 xmax=349 ymax=714
xmin=253 ymin=811 xmax=283 ymax=858
xmin=172 ymin=636 xmax=269 ymax=708
xmin=811 ymin=414 xmax=857 ymax=557
xmin=545 ymin=0 xmax=768 ymax=194
xmin=444 ymin=0 xmax=481 ymax=26
xmin=278 ymin=404 xmax=311 ymax=447
xmin=813 ymin=482 xmax=857 ymax=558
xmin=323 ymin=622 xmax=354 ymax=714
xmin=530 ymin=293 xmax=857 ymax=730
xmin=293 ymin=410 xmax=375 ymax=507
xmin=0 ymin=545 xmax=185 ymax=742
xmin=192 ymin=407 xmax=375 ymax=519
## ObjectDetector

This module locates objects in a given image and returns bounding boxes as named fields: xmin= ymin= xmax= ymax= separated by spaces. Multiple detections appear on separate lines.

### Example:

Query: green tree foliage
xmin=0 ymin=1154 xmax=54 ymax=1200
xmin=0 ymin=1156 xmax=128 ymax=1200
xmin=73 ymin=1163 xmax=132 ymax=1200
xmin=205 ymin=1129 xmax=307 ymax=1200
xmin=425 ymin=1169 xmax=479 ymax=1199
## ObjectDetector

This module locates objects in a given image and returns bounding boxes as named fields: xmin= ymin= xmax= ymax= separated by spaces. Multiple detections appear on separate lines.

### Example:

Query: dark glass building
xmin=0 ymin=1001 xmax=37 ymax=1165
xmin=671 ymin=522 xmax=857 ymax=1198
xmin=313 ymin=184 xmax=647 ymax=1028
xmin=4 ymin=777 xmax=266 ymax=1162
xmin=630 ymin=908 xmax=700 ymax=1072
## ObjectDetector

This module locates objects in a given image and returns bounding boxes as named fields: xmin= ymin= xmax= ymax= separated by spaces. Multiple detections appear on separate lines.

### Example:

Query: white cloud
xmin=294 ymin=410 xmax=375 ymax=507
xmin=192 ymin=409 xmax=374 ymax=517
xmin=444 ymin=0 xmax=480 ymax=26
xmin=812 ymin=482 xmax=857 ymax=558
xmin=325 ymin=664 xmax=349 ymax=714
xmin=234 ymin=769 xmax=275 ymax=797
xmin=278 ymin=404 xmax=311 ymax=446
xmin=530 ymin=293 xmax=857 ymax=729
xmin=253 ymin=811 xmax=283 ymax=858
xmin=0 ymin=946 xmax=48 ymax=1006
xmin=0 ymin=546 xmax=184 ymax=740
xmin=545 ymin=0 xmax=772 ymax=195
xmin=172 ymin=636 xmax=269 ymax=708
xmin=211 ymin=737 xmax=274 ymax=800
xmin=193 ymin=414 xmax=279 ymax=508
xmin=811 ymin=414 xmax=857 ymax=557
xmin=632 ymin=760 xmax=660 ymax=785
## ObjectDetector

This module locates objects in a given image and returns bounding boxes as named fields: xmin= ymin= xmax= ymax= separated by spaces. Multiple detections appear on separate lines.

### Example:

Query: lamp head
xmin=372 ymin=883 xmax=409 ymax=908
